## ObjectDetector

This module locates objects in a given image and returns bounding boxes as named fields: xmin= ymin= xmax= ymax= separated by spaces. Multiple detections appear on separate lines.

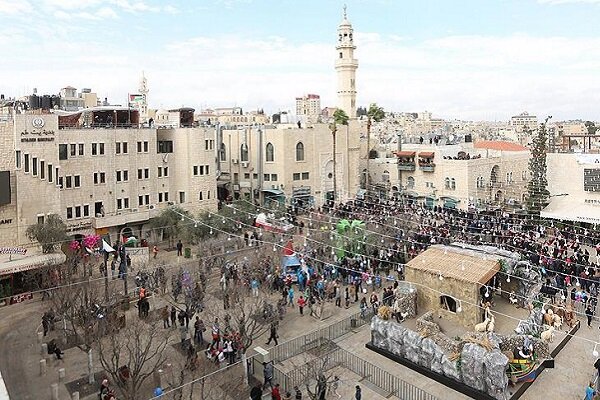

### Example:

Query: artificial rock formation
xmin=371 ymin=316 xmax=510 ymax=399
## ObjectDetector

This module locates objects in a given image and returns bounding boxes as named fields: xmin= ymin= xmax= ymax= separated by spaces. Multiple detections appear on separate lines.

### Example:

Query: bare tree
xmin=49 ymin=262 xmax=113 ymax=385
xmin=289 ymin=353 xmax=338 ymax=400
xmin=96 ymin=319 xmax=169 ymax=400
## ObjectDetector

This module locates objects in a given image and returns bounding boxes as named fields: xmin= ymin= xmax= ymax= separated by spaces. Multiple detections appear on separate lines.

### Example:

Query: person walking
xmin=585 ymin=381 xmax=595 ymax=400
xmin=162 ymin=306 xmax=170 ymax=328
xmin=354 ymin=385 xmax=362 ymax=400
xmin=251 ymin=278 xmax=259 ymax=297
xmin=335 ymin=284 xmax=341 ymax=307
xmin=288 ymin=286 xmax=295 ymax=307
xmin=170 ymin=306 xmax=177 ymax=328
xmin=586 ymin=304 xmax=594 ymax=328
xmin=271 ymin=383 xmax=281 ymax=400
xmin=266 ymin=322 xmax=279 ymax=345
xmin=330 ymin=376 xmax=341 ymax=399
xmin=194 ymin=316 xmax=205 ymax=345
xmin=298 ymin=296 xmax=306 ymax=316
xmin=263 ymin=361 xmax=274 ymax=390
xmin=176 ymin=240 xmax=183 ymax=257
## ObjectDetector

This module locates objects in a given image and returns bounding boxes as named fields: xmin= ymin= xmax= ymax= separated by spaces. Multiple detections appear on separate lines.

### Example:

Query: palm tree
xmin=365 ymin=103 xmax=385 ymax=193
xmin=329 ymin=109 xmax=349 ymax=205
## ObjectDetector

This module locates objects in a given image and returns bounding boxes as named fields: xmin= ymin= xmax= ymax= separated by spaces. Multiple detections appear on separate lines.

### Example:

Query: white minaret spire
xmin=335 ymin=5 xmax=358 ymax=118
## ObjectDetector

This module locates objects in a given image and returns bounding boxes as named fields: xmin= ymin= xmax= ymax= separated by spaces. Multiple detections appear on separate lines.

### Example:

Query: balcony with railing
xmin=418 ymin=151 xmax=435 ymax=172
xmin=394 ymin=151 xmax=416 ymax=171
xmin=91 ymin=207 xmax=159 ymax=229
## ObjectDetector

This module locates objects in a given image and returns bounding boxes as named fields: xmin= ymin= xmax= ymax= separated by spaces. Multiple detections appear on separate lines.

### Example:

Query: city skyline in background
xmin=2 ymin=0 xmax=600 ymax=120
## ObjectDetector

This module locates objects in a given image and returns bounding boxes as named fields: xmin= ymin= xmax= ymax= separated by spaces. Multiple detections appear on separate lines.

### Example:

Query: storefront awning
xmin=0 ymin=252 xmax=66 ymax=276
xmin=262 ymin=188 xmax=284 ymax=196
xmin=541 ymin=197 xmax=600 ymax=224
xmin=419 ymin=152 xmax=435 ymax=158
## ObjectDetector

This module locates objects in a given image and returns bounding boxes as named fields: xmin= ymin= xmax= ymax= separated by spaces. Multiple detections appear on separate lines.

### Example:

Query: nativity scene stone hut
xmin=405 ymin=245 xmax=500 ymax=329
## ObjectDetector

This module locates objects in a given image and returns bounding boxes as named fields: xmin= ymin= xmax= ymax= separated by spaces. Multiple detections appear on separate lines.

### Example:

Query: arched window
xmin=266 ymin=142 xmax=274 ymax=162
xmin=451 ymin=178 xmax=456 ymax=190
xmin=240 ymin=144 xmax=249 ymax=162
xmin=220 ymin=143 xmax=226 ymax=162
xmin=382 ymin=170 xmax=390 ymax=182
xmin=445 ymin=177 xmax=450 ymax=189
xmin=296 ymin=142 xmax=304 ymax=161
xmin=407 ymin=176 xmax=415 ymax=189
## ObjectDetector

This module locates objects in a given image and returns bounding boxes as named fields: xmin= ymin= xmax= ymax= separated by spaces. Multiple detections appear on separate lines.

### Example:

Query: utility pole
xmin=396 ymin=130 xmax=403 ymax=203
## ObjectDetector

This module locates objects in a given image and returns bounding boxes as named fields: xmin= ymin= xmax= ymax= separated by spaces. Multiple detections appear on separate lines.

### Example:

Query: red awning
xmin=419 ymin=152 xmax=435 ymax=158
xmin=394 ymin=151 xmax=416 ymax=157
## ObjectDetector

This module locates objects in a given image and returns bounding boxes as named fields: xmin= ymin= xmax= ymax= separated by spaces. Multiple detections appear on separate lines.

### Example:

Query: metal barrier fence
xmin=273 ymin=347 xmax=439 ymax=400
xmin=269 ymin=309 xmax=373 ymax=363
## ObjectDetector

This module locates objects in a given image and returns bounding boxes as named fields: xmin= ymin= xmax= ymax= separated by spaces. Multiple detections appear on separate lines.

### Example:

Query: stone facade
xmin=367 ymin=143 xmax=530 ymax=210
xmin=218 ymin=121 xmax=361 ymax=207
xmin=0 ymin=113 xmax=217 ymax=248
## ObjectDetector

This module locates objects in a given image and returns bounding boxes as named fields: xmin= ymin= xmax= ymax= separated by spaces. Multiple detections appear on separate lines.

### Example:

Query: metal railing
xmin=273 ymin=347 xmax=440 ymax=400
xmin=269 ymin=309 xmax=373 ymax=363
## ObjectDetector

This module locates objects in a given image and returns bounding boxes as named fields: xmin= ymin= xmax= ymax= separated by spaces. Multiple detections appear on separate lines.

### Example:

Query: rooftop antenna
xmin=343 ymin=4 xmax=347 ymax=19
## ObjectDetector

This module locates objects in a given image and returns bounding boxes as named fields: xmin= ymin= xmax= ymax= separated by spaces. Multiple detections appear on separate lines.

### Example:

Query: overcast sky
xmin=1 ymin=0 xmax=600 ymax=121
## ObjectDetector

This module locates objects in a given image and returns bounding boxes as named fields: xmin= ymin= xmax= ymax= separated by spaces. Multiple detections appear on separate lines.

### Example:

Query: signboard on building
xmin=0 ymin=171 xmax=10 ymax=206
xmin=0 ymin=247 xmax=27 ymax=255
xmin=584 ymin=169 xmax=600 ymax=192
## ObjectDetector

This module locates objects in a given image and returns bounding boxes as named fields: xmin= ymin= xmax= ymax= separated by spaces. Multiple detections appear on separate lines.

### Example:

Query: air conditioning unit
xmin=232 ymin=158 xmax=239 ymax=164
xmin=241 ymin=161 xmax=249 ymax=168
xmin=148 ymin=204 xmax=155 ymax=210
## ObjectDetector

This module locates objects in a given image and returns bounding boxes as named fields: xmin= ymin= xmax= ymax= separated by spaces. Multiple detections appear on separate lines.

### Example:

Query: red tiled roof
xmin=394 ymin=151 xmax=416 ymax=157
xmin=474 ymin=141 xmax=528 ymax=152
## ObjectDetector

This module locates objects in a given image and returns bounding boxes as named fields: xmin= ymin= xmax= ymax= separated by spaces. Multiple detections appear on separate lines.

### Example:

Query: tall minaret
xmin=335 ymin=5 xmax=358 ymax=118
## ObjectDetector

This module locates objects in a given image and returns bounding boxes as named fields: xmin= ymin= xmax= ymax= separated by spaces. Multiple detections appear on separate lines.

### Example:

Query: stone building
xmin=366 ymin=140 xmax=530 ymax=211
xmin=405 ymin=245 xmax=500 ymax=329
xmin=295 ymin=94 xmax=321 ymax=124
xmin=0 ymin=109 xmax=218 ymax=249
xmin=216 ymin=121 xmax=362 ymax=207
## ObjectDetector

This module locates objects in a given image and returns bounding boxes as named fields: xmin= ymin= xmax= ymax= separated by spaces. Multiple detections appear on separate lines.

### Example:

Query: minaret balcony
xmin=335 ymin=59 xmax=358 ymax=68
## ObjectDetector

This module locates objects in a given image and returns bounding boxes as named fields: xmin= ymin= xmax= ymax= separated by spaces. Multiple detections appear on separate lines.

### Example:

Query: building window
xmin=163 ymin=167 xmax=168 ymax=177
xmin=66 ymin=207 xmax=73 ymax=219
xmin=144 ymin=141 xmax=148 ymax=152
xmin=272 ymin=174 xmax=278 ymax=181
xmin=116 ymin=171 xmax=122 ymax=182
xmin=37 ymin=215 xmax=44 ymax=224
xmin=207 ymin=190 xmax=210 ymax=199
xmin=451 ymin=178 xmax=456 ymax=190
xmin=158 ymin=193 xmax=163 ymax=202
xmin=48 ymin=164 xmax=53 ymax=183
xmin=193 ymin=166 xmax=198 ymax=176
xmin=220 ymin=143 xmax=226 ymax=161
xmin=240 ymin=144 xmax=249 ymax=162
xmin=158 ymin=167 xmax=163 ymax=178
xmin=32 ymin=157 xmax=37 ymax=176
xmin=137 ymin=141 xmax=142 ymax=152
xmin=59 ymin=145 xmax=67 ymax=160
xmin=382 ymin=171 xmax=390 ymax=182
xmin=445 ymin=177 xmax=450 ymax=189
xmin=15 ymin=150 xmax=21 ymax=169
xmin=70 ymin=144 xmax=76 ymax=157
xmin=253 ymin=173 xmax=258 ymax=180
xmin=244 ymin=173 xmax=250 ymax=179
xmin=296 ymin=142 xmax=304 ymax=161
xmin=164 ymin=192 xmax=169 ymax=202
xmin=83 ymin=205 xmax=90 ymax=217
xmin=199 ymin=191 xmax=203 ymax=201
xmin=302 ymin=172 xmax=309 ymax=180
xmin=293 ymin=173 xmax=301 ymax=181
xmin=264 ymin=174 xmax=270 ymax=181
xmin=74 ymin=175 xmax=81 ymax=188
xmin=179 ymin=191 xmax=186 ymax=204
xmin=99 ymin=143 xmax=105 ymax=155
xmin=440 ymin=295 xmax=457 ymax=313
xmin=75 ymin=206 xmax=81 ymax=218
xmin=40 ymin=161 xmax=45 ymax=179
xmin=24 ymin=154 xmax=29 ymax=172
xmin=407 ymin=176 xmax=415 ymax=189
xmin=266 ymin=143 xmax=274 ymax=162
xmin=157 ymin=140 xmax=174 ymax=153
xmin=65 ymin=176 xmax=72 ymax=188
xmin=205 ymin=165 xmax=209 ymax=175
xmin=78 ymin=143 xmax=84 ymax=156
